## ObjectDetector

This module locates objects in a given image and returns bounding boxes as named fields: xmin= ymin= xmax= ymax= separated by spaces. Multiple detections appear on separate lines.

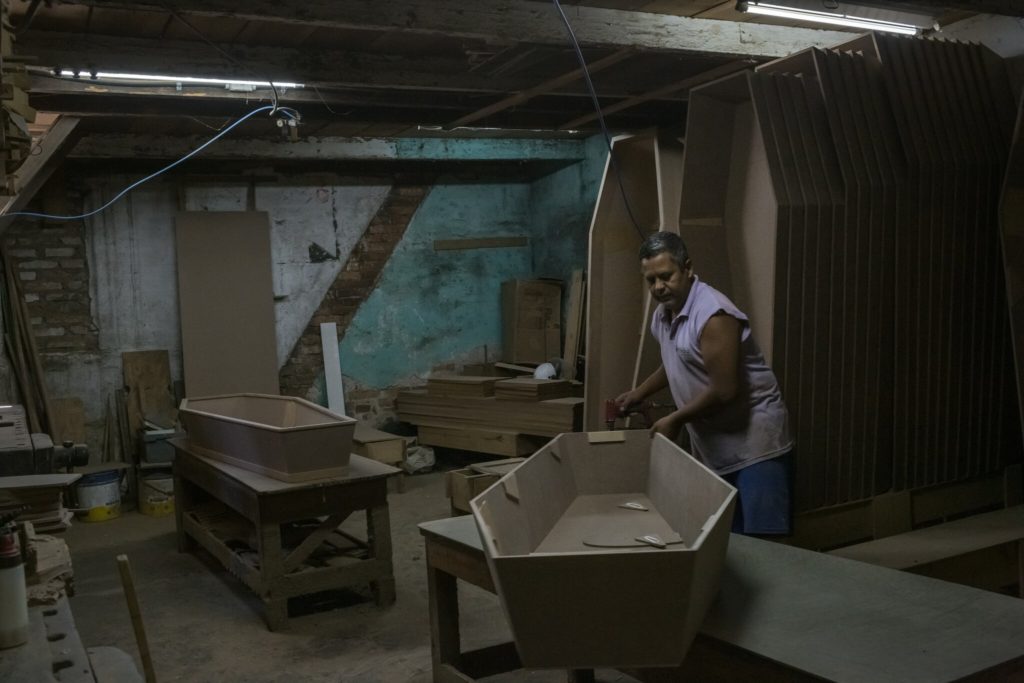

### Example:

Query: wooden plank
xmin=450 ymin=48 xmax=634 ymax=128
xmin=49 ymin=397 xmax=86 ymax=444
xmin=561 ymin=270 xmax=585 ymax=382
xmin=420 ymin=424 xmax=545 ymax=457
xmin=122 ymin=350 xmax=177 ymax=432
xmin=0 ymin=116 xmax=81 ymax=229
xmin=0 ymin=474 xmax=82 ymax=489
xmin=319 ymin=323 xmax=345 ymax=414
xmin=830 ymin=506 xmax=1024 ymax=570
xmin=175 ymin=212 xmax=280 ymax=397
xmin=432 ymin=237 xmax=527 ymax=251
xmin=70 ymin=1 xmax=850 ymax=58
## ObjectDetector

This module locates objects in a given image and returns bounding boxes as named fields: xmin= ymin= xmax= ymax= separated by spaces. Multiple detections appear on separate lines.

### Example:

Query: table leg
xmin=173 ymin=468 xmax=195 ymax=553
xmin=427 ymin=562 xmax=463 ymax=680
xmin=368 ymin=503 xmax=396 ymax=606
xmin=257 ymin=514 xmax=287 ymax=631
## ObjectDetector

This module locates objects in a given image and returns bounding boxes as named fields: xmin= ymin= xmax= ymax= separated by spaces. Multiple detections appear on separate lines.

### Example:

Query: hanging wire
xmin=551 ymin=0 xmax=646 ymax=240
xmin=5 ymin=105 xmax=274 ymax=221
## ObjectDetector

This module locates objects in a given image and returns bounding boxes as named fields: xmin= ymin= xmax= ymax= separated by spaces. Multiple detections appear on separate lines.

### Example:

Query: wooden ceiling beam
xmin=56 ymin=0 xmax=851 ymax=58
xmin=448 ymin=48 xmax=633 ymax=128
xmin=559 ymin=58 xmax=755 ymax=129
xmin=19 ymin=31 xmax=669 ymax=100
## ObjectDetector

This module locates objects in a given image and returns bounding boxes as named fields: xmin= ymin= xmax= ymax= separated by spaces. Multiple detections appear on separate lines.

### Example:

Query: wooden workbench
xmin=172 ymin=438 xmax=398 ymax=630
xmin=420 ymin=515 xmax=1024 ymax=683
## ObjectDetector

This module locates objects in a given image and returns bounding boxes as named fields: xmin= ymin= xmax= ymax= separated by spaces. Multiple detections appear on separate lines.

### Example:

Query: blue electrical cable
xmin=551 ymin=0 xmax=646 ymax=240
xmin=6 ymin=104 xmax=276 ymax=222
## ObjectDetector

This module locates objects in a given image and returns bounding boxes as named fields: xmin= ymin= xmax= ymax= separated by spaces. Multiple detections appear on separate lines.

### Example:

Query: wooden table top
xmin=171 ymin=437 xmax=399 ymax=494
xmin=420 ymin=515 xmax=1024 ymax=683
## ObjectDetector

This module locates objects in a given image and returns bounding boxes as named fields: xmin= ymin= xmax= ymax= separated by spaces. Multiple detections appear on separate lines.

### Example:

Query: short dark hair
xmin=639 ymin=231 xmax=689 ymax=268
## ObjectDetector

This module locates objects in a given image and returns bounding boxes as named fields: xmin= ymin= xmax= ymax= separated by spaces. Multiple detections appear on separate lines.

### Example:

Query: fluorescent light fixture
xmin=739 ymin=1 xmax=921 ymax=35
xmin=54 ymin=69 xmax=303 ymax=89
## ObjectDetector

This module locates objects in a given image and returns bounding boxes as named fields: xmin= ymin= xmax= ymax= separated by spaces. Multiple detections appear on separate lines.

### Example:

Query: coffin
xmin=470 ymin=430 xmax=736 ymax=669
xmin=178 ymin=394 xmax=356 ymax=482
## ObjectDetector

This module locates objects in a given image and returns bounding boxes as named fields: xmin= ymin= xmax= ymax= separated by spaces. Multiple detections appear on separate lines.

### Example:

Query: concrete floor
xmin=62 ymin=468 xmax=633 ymax=683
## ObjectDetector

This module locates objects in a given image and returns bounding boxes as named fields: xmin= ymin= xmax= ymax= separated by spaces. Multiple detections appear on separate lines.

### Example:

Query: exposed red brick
xmin=279 ymin=182 xmax=431 ymax=397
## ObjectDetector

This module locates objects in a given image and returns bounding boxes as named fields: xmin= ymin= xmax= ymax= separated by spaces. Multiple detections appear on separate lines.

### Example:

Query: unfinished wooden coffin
xmin=178 ymin=394 xmax=356 ymax=482
xmin=470 ymin=430 xmax=736 ymax=669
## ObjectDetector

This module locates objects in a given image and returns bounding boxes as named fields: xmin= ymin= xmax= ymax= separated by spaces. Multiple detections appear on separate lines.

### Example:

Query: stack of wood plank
xmin=668 ymin=33 xmax=1021 ymax=514
xmin=398 ymin=391 xmax=582 ymax=438
xmin=0 ymin=474 xmax=79 ymax=533
xmin=493 ymin=378 xmax=572 ymax=401
xmin=426 ymin=375 xmax=500 ymax=398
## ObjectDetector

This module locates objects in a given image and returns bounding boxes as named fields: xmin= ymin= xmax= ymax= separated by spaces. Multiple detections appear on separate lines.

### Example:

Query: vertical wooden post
xmin=116 ymin=554 xmax=157 ymax=683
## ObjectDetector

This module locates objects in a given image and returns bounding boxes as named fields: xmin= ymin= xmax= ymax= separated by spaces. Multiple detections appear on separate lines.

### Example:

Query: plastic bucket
xmin=76 ymin=470 xmax=121 ymax=522
xmin=140 ymin=472 xmax=174 ymax=517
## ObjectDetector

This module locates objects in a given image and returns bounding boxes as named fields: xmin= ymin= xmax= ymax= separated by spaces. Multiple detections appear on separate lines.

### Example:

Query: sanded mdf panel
xmin=584 ymin=133 xmax=660 ymax=430
xmin=175 ymin=212 xmax=280 ymax=398
xmin=1000 ymin=88 xmax=1024 ymax=443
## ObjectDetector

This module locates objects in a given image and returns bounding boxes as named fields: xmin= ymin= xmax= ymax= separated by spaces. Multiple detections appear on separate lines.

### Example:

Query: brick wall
xmin=3 ymin=218 xmax=97 ymax=354
xmin=279 ymin=181 xmax=432 ymax=406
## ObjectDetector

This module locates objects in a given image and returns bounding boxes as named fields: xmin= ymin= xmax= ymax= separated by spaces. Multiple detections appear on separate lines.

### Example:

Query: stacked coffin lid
xmin=1002 ymin=88 xmax=1024 ymax=444
xmin=679 ymin=33 xmax=1021 ymax=514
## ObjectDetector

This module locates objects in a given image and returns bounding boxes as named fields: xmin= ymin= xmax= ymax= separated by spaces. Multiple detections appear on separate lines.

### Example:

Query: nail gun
xmin=603 ymin=399 xmax=672 ymax=430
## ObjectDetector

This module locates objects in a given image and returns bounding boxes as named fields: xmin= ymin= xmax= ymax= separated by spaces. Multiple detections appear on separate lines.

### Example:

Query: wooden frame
xmin=172 ymin=440 xmax=397 ymax=630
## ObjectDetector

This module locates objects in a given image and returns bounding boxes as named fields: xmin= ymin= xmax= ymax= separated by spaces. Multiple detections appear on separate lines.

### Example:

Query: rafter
xmin=55 ymin=0 xmax=851 ymax=58
xmin=449 ymin=48 xmax=634 ymax=128
xmin=559 ymin=59 xmax=755 ymax=129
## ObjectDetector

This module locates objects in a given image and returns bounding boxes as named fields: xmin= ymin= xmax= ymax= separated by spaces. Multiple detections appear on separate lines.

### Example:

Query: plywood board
xmin=175 ymin=212 xmax=279 ymax=398
xmin=584 ymin=133 xmax=661 ymax=430
xmin=122 ymin=350 xmax=177 ymax=434
xmin=49 ymin=397 xmax=86 ymax=444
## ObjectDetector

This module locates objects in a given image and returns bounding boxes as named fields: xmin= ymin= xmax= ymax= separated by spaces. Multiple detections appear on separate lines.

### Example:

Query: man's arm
xmin=615 ymin=364 xmax=668 ymax=410
xmin=650 ymin=313 xmax=741 ymax=438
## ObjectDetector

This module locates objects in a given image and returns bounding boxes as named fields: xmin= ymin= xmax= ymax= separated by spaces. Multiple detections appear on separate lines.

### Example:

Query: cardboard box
xmin=446 ymin=458 xmax=525 ymax=514
xmin=470 ymin=430 xmax=736 ymax=669
xmin=178 ymin=394 xmax=355 ymax=482
xmin=501 ymin=279 xmax=561 ymax=364
xmin=353 ymin=423 xmax=406 ymax=466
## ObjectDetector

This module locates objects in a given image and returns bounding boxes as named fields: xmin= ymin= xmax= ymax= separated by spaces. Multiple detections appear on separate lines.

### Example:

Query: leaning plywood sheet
xmin=1001 ymin=83 xmax=1024 ymax=442
xmin=584 ymin=133 xmax=660 ymax=431
xmin=470 ymin=430 xmax=736 ymax=669
xmin=175 ymin=212 xmax=279 ymax=397
xmin=122 ymin=350 xmax=178 ymax=432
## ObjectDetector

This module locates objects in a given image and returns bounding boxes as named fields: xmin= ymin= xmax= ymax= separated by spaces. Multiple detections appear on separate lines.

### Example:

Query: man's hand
xmin=615 ymin=389 xmax=644 ymax=412
xmin=650 ymin=412 xmax=684 ymax=440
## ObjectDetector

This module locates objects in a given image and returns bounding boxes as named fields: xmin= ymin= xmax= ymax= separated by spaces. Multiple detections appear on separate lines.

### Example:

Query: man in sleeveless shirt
xmin=615 ymin=232 xmax=794 ymax=535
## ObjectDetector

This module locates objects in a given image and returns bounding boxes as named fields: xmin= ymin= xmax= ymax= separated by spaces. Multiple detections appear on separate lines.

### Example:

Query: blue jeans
xmin=722 ymin=451 xmax=792 ymax=536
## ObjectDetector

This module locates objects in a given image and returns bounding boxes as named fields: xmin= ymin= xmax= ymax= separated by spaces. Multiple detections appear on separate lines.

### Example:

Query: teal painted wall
xmin=340 ymin=135 xmax=607 ymax=388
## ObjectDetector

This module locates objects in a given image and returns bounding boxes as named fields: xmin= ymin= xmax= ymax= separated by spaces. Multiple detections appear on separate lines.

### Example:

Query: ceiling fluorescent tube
xmin=740 ymin=2 xmax=920 ymax=35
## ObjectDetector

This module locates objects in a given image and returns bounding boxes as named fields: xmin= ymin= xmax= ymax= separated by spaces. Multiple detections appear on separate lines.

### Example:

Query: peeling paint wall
xmin=32 ymin=135 xmax=604 ymax=443
xmin=339 ymin=136 xmax=607 ymax=390
xmin=529 ymin=134 xmax=607 ymax=284
xmin=49 ymin=175 xmax=388 ymax=437
xmin=339 ymin=179 xmax=534 ymax=388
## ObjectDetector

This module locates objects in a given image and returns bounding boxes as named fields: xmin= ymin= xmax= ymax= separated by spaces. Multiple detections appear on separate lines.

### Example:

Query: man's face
xmin=640 ymin=252 xmax=693 ymax=316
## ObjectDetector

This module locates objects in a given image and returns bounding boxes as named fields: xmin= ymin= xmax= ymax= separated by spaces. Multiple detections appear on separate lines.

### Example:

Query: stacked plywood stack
xmin=671 ymin=33 xmax=1021 ymax=527
xmin=426 ymin=375 xmax=500 ymax=398
xmin=397 ymin=391 xmax=581 ymax=438
xmin=398 ymin=372 xmax=582 ymax=457
xmin=493 ymin=378 xmax=572 ymax=401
